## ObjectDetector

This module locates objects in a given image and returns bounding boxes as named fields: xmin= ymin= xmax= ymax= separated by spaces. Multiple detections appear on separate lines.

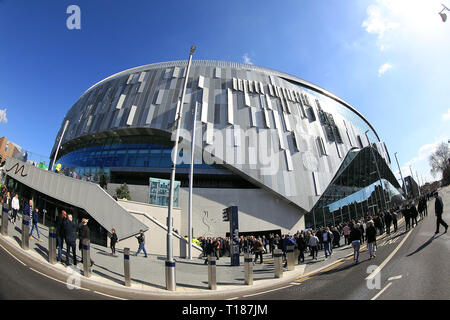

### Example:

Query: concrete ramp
xmin=4 ymin=158 xmax=148 ymax=240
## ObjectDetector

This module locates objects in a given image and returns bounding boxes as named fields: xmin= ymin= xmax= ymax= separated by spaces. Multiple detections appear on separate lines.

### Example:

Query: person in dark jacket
xmin=402 ymin=204 xmax=411 ymax=231
xmin=135 ymin=230 xmax=148 ymax=257
xmin=331 ymin=227 xmax=340 ymax=248
xmin=391 ymin=209 xmax=398 ymax=232
xmin=78 ymin=218 xmax=94 ymax=267
xmin=63 ymin=214 xmax=77 ymax=266
xmin=350 ymin=223 xmax=362 ymax=263
xmin=366 ymin=221 xmax=377 ymax=259
xmin=296 ymin=233 xmax=307 ymax=263
xmin=55 ymin=210 xmax=67 ymax=262
xmin=204 ymin=238 xmax=214 ymax=264
xmin=29 ymin=207 xmax=43 ymax=241
xmin=434 ymin=192 xmax=448 ymax=234
xmin=23 ymin=199 xmax=33 ymax=224
xmin=384 ymin=210 xmax=392 ymax=235
xmin=110 ymin=228 xmax=118 ymax=256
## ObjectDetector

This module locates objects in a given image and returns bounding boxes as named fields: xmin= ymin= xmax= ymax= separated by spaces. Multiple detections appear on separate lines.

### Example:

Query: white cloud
xmin=442 ymin=108 xmax=450 ymax=121
xmin=378 ymin=63 xmax=392 ymax=77
xmin=242 ymin=53 xmax=253 ymax=65
xmin=0 ymin=109 xmax=7 ymax=124
xmin=395 ymin=136 xmax=448 ymax=184
xmin=362 ymin=4 xmax=399 ymax=39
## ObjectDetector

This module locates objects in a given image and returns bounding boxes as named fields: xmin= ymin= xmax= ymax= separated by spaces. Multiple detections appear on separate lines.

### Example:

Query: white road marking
xmin=0 ymin=243 xmax=27 ymax=266
xmin=388 ymin=275 xmax=403 ymax=281
xmin=371 ymin=282 xmax=392 ymax=300
xmin=28 ymin=267 xmax=68 ymax=286
xmin=93 ymin=290 xmax=127 ymax=300
xmin=366 ymin=229 xmax=413 ymax=281
xmin=242 ymin=285 xmax=293 ymax=298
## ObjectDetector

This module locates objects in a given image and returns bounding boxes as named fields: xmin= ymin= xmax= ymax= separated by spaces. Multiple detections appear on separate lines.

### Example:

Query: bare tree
xmin=429 ymin=142 xmax=450 ymax=185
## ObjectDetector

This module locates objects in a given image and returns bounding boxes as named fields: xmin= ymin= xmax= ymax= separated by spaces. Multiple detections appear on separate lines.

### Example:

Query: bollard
xmin=208 ymin=256 xmax=217 ymax=290
xmin=244 ymin=253 xmax=253 ymax=285
xmin=123 ymin=248 xmax=131 ymax=287
xmin=21 ymin=215 xmax=30 ymax=250
xmin=286 ymin=245 xmax=295 ymax=271
xmin=274 ymin=248 xmax=283 ymax=278
xmin=48 ymin=227 xmax=57 ymax=264
xmin=82 ymin=238 xmax=91 ymax=278
xmin=165 ymin=260 xmax=176 ymax=291
xmin=1 ymin=204 xmax=8 ymax=236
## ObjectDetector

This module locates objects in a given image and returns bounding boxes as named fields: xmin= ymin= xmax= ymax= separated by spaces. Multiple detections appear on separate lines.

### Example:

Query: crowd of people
xmin=197 ymin=195 xmax=438 ymax=265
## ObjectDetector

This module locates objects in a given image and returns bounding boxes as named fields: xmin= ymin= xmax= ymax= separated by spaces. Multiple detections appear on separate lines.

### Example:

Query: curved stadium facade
xmin=50 ymin=60 xmax=403 ymax=236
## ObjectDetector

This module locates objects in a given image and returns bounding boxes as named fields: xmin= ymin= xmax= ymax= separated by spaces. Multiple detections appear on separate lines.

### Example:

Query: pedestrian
xmin=253 ymin=237 xmax=264 ymax=264
xmin=135 ymin=230 xmax=148 ymax=257
xmin=23 ymin=199 xmax=33 ymax=224
xmin=384 ymin=210 xmax=392 ymax=235
xmin=3 ymin=191 xmax=11 ymax=222
xmin=296 ymin=233 xmax=306 ymax=263
xmin=55 ymin=210 xmax=67 ymax=262
xmin=79 ymin=218 xmax=95 ymax=267
xmin=343 ymin=224 xmax=350 ymax=245
xmin=402 ymin=204 xmax=411 ymax=231
xmin=63 ymin=214 xmax=77 ymax=266
xmin=308 ymin=232 xmax=319 ymax=260
xmin=434 ymin=192 xmax=448 ymax=234
xmin=366 ymin=221 xmax=377 ymax=259
xmin=359 ymin=222 xmax=365 ymax=244
xmin=262 ymin=235 xmax=267 ymax=254
xmin=11 ymin=193 xmax=20 ymax=224
xmin=204 ymin=238 xmax=214 ymax=264
xmin=410 ymin=202 xmax=419 ymax=227
xmin=29 ymin=207 xmax=43 ymax=241
xmin=322 ymin=227 xmax=333 ymax=260
xmin=213 ymin=237 xmax=220 ymax=260
xmin=391 ymin=209 xmax=398 ymax=233
xmin=331 ymin=227 xmax=340 ymax=248
xmin=110 ymin=228 xmax=118 ymax=256
xmin=350 ymin=223 xmax=362 ymax=264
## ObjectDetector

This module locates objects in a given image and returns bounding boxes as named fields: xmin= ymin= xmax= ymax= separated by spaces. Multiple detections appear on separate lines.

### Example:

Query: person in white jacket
xmin=11 ymin=194 xmax=20 ymax=224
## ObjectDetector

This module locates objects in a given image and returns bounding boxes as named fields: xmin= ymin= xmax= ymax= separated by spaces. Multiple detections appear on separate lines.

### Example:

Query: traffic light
xmin=222 ymin=207 xmax=230 ymax=222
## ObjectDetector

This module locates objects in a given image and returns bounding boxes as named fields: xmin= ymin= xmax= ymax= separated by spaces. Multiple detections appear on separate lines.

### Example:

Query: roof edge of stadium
xmin=81 ymin=60 xmax=380 ymax=141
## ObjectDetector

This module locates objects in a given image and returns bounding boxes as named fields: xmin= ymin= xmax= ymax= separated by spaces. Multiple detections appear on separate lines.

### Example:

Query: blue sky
xmin=0 ymin=0 xmax=449 ymax=184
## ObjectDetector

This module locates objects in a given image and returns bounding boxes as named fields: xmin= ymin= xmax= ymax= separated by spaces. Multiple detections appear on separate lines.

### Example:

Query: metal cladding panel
xmin=52 ymin=60 xmax=390 ymax=213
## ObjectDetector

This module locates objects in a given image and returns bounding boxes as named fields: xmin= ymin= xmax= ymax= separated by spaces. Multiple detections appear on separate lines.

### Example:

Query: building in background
xmin=0 ymin=137 xmax=23 ymax=164
xmin=404 ymin=175 xmax=420 ymax=199
xmin=50 ymin=60 xmax=404 ymax=237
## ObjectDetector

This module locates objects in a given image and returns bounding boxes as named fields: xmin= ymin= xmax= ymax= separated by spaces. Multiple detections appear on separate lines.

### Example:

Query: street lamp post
xmin=188 ymin=101 xmax=199 ymax=260
xmin=394 ymin=152 xmax=407 ymax=197
xmin=365 ymin=130 xmax=387 ymax=211
xmin=166 ymin=45 xmax=196 ymax=291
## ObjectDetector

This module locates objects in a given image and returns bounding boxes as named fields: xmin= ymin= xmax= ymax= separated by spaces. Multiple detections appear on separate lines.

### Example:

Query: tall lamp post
xmin=50 ymin=120 xmax=70 ymax=171
xmin=394 ymin=152 xmax=407 ymax=197
xmin=188 ymin=101 xmax=199 ymax=260
xmin=166 ymin=45 xmax=196 ymax=291
xmin=365 ymin=130 xmax=387 ymax=210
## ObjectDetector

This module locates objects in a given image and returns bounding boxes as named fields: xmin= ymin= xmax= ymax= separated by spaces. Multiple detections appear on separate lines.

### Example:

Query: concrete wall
xmin=108 ymin=183 xmax=306 ymax=239
xmin=113 ymin=199 xmax=202 ymax=258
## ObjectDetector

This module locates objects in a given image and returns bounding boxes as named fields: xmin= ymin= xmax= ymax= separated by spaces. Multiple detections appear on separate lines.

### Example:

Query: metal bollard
xmin=244 ymin=253 xmax=253 ymax=285
xmin=208 ymin=256 xmax=217 ymax=290
xmin=123 ymin=248 xmax=131 ymax=287
xmin=286 ymin=245 xmax=295 ymax=271
xmin=165 ymin=260 xmax=176 ymax=291
xmin=1 ymin=205 xmax=8 ymax=236
xmin=48 ymin=227 xmax=57 ymax=264
xmin=82 ymin=238 xmax=91 ymax=278
xmin=274 ymin=248 xmax=283 ymax=278
xmin=21 ymin=215 xmax=30 ymax=250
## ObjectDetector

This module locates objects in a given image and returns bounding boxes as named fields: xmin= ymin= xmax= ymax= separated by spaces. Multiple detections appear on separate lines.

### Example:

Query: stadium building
xmin=49 ymin=60 xmax=404 ymax=238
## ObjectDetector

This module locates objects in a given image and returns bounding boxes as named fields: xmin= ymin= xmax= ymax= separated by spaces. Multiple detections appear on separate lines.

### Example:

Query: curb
xmin=0 ymin=216 xmax=408 ymax=300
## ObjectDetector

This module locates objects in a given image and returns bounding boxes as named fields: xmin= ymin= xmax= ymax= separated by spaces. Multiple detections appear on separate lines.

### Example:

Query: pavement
xmin=0 ymin=201 xmax=414 ymax=300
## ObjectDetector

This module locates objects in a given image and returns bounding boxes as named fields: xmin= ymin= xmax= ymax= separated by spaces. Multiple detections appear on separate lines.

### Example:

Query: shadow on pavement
xmin=406 ymin=234 xmax=443 ymax=257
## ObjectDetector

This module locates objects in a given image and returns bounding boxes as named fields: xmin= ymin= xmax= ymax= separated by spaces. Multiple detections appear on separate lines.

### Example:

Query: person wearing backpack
xmin=366 ymin=220 xmax=377 ymax=259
